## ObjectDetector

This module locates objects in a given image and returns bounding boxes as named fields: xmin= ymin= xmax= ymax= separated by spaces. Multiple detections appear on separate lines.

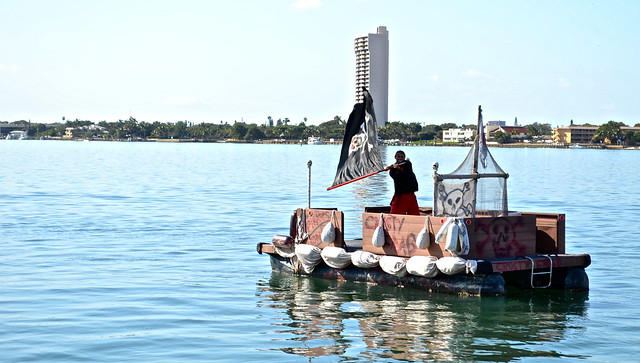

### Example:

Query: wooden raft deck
xmin=257 ymin=207 xmax=590 ymax=296
xmin=257 ymin=241 xmax=591 ymax=274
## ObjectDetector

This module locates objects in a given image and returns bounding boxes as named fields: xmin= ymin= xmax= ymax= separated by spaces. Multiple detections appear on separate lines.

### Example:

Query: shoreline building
xmin=442 ymin=128 xmax=476 ymax=143
xmin=551 ymin=125 xmax=640 ymax=144
xmin=552 ymin=125 xmax=598 ymax=144
xmin=486 ymin=125 xmax=529 ymax=141
xmin=354 ymin=26 xmax=389 ymax=127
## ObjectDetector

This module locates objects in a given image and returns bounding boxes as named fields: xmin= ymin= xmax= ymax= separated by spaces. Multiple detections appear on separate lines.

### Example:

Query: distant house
xmin=551 ymin=126 xmax=597 ymax=144
xmin=442 ymin=128 xmax=475 ymax=142
xmin=552 ymin=125 xmax=640 ymax=144
xmin=486 ymin=125 xmax=529 ymax=140
xmin=64 ymin=127 xmax=77 ymax=138
xmin=64 ymin=125 xmax=107 ymax=139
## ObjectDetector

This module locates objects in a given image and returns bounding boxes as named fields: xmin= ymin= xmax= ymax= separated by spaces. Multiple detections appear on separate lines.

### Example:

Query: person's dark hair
xmin=395 ymin=150 xmax=405 ymax=157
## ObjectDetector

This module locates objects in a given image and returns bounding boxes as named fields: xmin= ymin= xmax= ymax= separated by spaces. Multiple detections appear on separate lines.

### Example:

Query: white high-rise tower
xmin=354 ymin=26 xmax=389 ymax=127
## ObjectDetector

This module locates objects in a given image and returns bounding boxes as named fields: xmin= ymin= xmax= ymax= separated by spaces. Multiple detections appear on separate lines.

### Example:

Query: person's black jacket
xmin=390 ymin=159 xmax=419 ymax=194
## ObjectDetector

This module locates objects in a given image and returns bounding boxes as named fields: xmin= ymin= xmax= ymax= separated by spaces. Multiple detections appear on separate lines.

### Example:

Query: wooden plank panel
xmin=300 ymin=208 xmax=345 ymax=248
xmin=464 ymin=214 xmax=537 ymax=259
xmin=258 ymin=243 xmax=276 ymax=254
xmin=519 ymin=212 xmax=566 ymax=254
xmin=487 ymin=254 xmax=590 ymax=272
xmin=362 ymin=213 xmax=438 ymax=257
xmin=362 ymin=213 xmax=537 ymax=259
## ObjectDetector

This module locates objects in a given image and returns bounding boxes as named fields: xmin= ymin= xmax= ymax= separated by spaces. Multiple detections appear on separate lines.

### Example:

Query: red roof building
xmin=486 ymin=125 xmax=529 ymax=140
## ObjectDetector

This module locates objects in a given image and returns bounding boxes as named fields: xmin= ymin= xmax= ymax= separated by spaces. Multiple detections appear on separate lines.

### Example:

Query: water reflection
xmin=349 ymin=146 xmax=390 ymax=208
xmin=257 ymin=272 xmax=589 ymax=362
xmin=349 ymin=174 xmax=389 ymax=207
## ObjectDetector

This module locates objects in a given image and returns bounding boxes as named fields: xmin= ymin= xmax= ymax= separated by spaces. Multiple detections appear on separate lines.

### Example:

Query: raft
xmin=257 ymin=207 xmax=590 ymax=297
xmin=257 ymin=105 xmax=590 ymax=296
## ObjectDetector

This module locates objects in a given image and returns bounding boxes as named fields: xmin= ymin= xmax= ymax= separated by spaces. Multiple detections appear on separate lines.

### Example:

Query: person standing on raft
xmin=384 ymin=150 xmax=420 ymax=215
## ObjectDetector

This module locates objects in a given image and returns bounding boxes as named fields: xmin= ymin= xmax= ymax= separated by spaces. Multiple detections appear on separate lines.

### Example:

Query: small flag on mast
xmin=477 ymin=105 xmax=488 ymax=168
xmin=328 ymin=88 xmax=385 ymax=190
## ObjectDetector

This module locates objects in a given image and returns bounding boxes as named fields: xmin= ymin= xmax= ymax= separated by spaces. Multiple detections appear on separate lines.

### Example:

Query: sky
xmin=1 ymin=0 xmax=639 ymax=127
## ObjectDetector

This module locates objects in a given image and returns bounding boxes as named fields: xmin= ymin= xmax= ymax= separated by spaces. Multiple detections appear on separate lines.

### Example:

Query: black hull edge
xmin=269 ymin=254 xmax=506 ymax=297
xmin=267 ymin=254 xmax=589 ymax=297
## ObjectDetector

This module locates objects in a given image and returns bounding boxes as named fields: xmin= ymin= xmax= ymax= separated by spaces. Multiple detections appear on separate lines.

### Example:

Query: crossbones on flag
xmin=329 ymin=88 xmax=384 ymax=189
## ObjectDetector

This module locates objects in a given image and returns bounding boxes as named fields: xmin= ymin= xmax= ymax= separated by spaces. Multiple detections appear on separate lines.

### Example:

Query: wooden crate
xmin=362 ymin=212 xmax=537 ymax=259
xmin=294 ymin=208 xmax=345 ymax=248
xmin=521 ymin=212 xmax=566 ymax=254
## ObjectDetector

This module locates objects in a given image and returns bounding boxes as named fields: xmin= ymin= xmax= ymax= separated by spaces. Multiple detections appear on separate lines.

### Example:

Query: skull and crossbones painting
xmin=437 ymin=182 xmax=475 ymax=217
xmin=475 ymin=217 xmax=527 ymax=257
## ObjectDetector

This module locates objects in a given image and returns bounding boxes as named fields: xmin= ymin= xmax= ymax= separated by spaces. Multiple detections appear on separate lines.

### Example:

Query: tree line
xmin=590 ymin=121 xmax=640 ymax=145
xmin=7 ymin=117 xmax=640 ymax=145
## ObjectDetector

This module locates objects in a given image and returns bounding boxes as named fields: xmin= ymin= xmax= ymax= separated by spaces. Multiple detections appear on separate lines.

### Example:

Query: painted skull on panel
xmin=438 ymin=182 xmax=474 ymax=217
xmin=478 ymin=217 xmax=527 ymax=257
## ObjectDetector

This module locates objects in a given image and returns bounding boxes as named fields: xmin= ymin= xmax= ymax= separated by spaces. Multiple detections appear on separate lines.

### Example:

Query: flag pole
xmin=307 ymin=160 xmax=312 ymax=208
xmin=326 ymin=169 xmax=385 ymax=191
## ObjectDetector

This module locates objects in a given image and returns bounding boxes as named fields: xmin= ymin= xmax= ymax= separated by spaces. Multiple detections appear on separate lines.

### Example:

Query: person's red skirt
xmin=390 ymin=193 xmax=420 ymax=215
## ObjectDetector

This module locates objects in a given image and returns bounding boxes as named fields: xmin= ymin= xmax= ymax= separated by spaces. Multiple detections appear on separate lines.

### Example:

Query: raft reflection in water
xmin=257 ymin=272 xmax=589 ymax=361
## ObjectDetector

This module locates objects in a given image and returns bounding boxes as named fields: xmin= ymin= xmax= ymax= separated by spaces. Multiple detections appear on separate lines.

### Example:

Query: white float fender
xmin=444 ymin=221 xmax=459 ymax=252
xmin=320 ymin=210 xmax=336 ymax=244
xmin=435 ymin=217 xmax=455 ymax=244
xmin=438 ymin=218 xmax=471 ymax=256
xmin=371 ymin=213 xmax=386 ymax=247
xmin=416 ymin=216 xmax=430 ymax=249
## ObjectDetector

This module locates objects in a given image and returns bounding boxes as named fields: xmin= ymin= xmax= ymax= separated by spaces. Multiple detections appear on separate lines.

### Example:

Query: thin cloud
xmin=165 ymin=95 xmax=202 ymax=107
xmin=464 ymin=68 xmax=493 ymax=79
xmin=558 ymin=77 xmax=571 ymax=88
xmin=290 ymin=0 xmax=322 ymax=10
xmin=428 ymin=74 xmax=440 ymax=89
xmin=0 ymin=63 xmax=21 ymax=72
xmin=599 ymin=102 xmax=616 ymax=111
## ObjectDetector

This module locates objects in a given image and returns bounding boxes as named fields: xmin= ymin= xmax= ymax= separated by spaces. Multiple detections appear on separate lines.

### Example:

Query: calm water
xmin=1 ymin=141 xmax=638 ymax=362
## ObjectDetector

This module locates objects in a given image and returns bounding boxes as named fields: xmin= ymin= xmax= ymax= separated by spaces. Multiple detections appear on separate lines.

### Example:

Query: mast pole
xmin=307 ymin=160 xmax=312 ymax=208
